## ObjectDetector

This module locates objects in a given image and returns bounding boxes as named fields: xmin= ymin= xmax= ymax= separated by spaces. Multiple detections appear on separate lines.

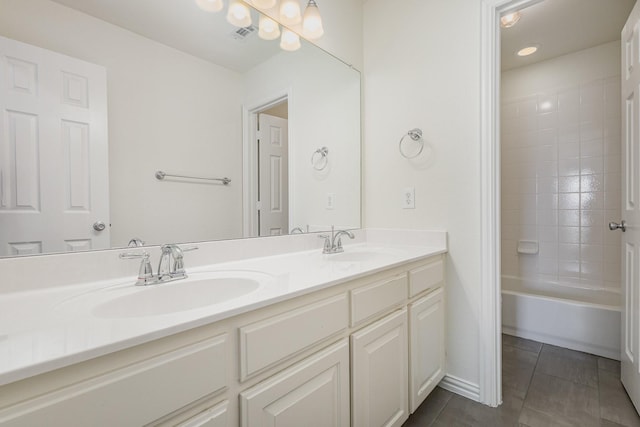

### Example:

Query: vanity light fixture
xmin=302 ymin=0 xmax=324 ymax=39
xmin=517 ymin=45 xmax=538 ymax=57
xmin=500 ymin=11 xmax=521 ymax=28
xmin=195 ymin=0 xmax=224 ymax=12
xmin=258 ymin=14 xmax=281 ymax=40
xmin=279 ymin=0 xmax=302 ymax=25
xmin=280 ymin=28 xmax=301 ymax=51
xmin=226 ymin=0 xmax=252 ymax=27
xmin=195 ymin=0 xmax=324 ymax=49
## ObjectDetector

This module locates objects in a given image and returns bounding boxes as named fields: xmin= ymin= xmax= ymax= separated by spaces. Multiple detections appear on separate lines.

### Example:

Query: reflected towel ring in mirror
xmin=399 ymin=128 xmax=424 ymax=159
xmin=311 ymin=146 xmax=329 ymax=170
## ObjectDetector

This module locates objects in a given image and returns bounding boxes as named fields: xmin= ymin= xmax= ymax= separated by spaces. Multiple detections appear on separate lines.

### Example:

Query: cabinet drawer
xmin=0 ymin=334 xmax=229 ymax=427
xmin=240 ymin=339 xmax=350 ymax=427
xmin=350 ymin=274 xmax=407 ymax=326
xmin=409 ymin=258 xmax=443 ymax=297
xmin=239 ymin=294 xmax=349 ymax=381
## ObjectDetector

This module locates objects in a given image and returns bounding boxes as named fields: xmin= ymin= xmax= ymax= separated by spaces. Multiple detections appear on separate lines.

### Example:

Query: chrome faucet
xmin=120 ymin=244 xmax=198 ymax=286
xmin=318 ymin=226 xmax=355 ymax=254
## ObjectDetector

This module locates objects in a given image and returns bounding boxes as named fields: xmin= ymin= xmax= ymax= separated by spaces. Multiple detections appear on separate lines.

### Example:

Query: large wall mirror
xmin=0 ymin=0 xmax=361 ymax=257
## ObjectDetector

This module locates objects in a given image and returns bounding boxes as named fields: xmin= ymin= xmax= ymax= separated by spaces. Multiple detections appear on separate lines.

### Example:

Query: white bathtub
xmin=502 ymin=275 xmax=621 ymax=360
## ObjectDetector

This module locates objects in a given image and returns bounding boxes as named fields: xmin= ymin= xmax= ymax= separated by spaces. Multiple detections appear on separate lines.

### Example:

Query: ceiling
xmin=51 ymin=0 xmax=282 ymax=72
xmin=501 ymin=0 xmax=636 ymax=70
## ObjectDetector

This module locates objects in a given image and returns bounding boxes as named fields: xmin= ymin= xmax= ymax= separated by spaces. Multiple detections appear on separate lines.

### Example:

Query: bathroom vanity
xmin=0 ymin=230 xmax=446 ymax=426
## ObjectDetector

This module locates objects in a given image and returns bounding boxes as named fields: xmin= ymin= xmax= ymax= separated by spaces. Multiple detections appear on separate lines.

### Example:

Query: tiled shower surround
xmin=501 ymin=76 xmax=621 ymax=290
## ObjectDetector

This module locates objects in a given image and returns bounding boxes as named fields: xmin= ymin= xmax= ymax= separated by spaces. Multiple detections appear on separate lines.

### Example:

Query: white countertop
xmin=0 ymin=230 xmax=446 ymax=387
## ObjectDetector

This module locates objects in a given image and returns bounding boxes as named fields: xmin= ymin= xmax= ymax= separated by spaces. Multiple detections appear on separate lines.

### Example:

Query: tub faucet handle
xmin=609 ymin=220 xmax=626 ymax=232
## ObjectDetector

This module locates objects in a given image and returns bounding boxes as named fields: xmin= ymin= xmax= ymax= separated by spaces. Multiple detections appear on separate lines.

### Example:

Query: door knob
xmin=609 ymin=220 xmax=626 ymax=232
xmin=93 ymin=221 xmax=107 ymax=231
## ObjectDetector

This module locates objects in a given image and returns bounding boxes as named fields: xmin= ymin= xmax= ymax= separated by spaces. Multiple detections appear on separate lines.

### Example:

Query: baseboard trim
xmin=439 ymin=374 xmax=481 ymax=402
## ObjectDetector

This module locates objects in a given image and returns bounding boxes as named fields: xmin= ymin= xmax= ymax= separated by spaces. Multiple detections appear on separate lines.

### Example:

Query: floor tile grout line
xmin=597 ymin=361 xmax=603 ymax=424
xmin=517 ymin=341 xmax=543 ymax=420
xmin=534 ymin=344 xmax=601 ymax=390
xmin=427 ymin=391 xmax=453 ymax=426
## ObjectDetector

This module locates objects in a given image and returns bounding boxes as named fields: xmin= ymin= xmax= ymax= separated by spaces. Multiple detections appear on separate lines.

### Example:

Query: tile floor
xmin=403 ymin=334 xmax=640 ymax=427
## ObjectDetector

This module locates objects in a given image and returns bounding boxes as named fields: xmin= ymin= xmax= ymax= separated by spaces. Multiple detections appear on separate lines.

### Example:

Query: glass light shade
xmin=280 ymin=28 xmax=301 ymax=51
xmin=251 ymin=0 xmax=277 ymax=8
xmin=500 ymin=11 xmax=521 ymax=28
xmin=259 ymin=15 xmax=281 ymax=40
xmin=279 ymin=0 xmax=301 ymax=25
xmin=302 ymin=1 xmax=323 ymax=39
xmin=227 ymin=0 xmax=252 ymax=27
xmin=195 ymin=0 xmax=224 ymax=12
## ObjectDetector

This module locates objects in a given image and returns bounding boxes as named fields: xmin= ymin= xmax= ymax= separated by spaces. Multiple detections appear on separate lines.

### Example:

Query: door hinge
xmin=256 ymin=201 xmax=262 ymax=211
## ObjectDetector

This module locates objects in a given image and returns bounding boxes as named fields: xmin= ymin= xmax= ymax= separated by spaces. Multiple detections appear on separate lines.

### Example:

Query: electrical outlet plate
xmin=403 ymin=187 xmax=415 ymax=209
xmin=327 ymin=193 xmax=335 ymax=210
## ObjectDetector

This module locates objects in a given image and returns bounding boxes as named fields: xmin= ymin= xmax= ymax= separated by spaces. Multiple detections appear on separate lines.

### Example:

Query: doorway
xmin=480 ymin=0 xmax=636 ymax=408
xmin=242 ymin=94 xmax=290 ymax=237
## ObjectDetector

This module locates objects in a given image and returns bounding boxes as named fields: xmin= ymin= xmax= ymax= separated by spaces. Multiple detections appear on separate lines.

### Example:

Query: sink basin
xmin=56 ymin=270 xmax=272 ymax=318
xmin=327 ymin=247 xmax=406 ymax=263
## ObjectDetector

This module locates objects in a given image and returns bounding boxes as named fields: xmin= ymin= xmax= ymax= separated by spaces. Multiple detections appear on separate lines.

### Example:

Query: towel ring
xmin=399 ymin=128 xmax=424 ymax=159
xmin=311 ymin=146 xmax=329 ymax=170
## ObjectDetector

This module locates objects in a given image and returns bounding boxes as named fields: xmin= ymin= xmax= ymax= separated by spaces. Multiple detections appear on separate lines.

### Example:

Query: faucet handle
xmin=318 ymin=234 xmax=331 ymax=253
xmin=119 ymin=251 xmax=149 ymax=260
xmin=119 ymin=251 xmax=154 ymax=285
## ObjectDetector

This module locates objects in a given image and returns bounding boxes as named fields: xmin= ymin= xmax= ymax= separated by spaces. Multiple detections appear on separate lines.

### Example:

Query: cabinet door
xmin=409 ymin=288 xmax=445 ymax=413
xmin=351 ymin=308 xmax=408 ymax=427
xmin=239 ymin=339 xmax=350 ymax=427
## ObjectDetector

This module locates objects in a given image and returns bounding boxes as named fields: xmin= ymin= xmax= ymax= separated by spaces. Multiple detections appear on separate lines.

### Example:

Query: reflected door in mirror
xmin=0 ymin=36 xmax=110 ymax=256
xmin=258 ymin=113 xmax=288 ymax=236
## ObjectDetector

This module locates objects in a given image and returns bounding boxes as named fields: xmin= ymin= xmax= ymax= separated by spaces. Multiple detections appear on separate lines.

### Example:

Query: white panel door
xmin=351 ymin=308 xmax=409 ymax=427
xmin=621 ymin=2 xmax=640 ymax=412
xmin=258 ymin=113 xmax=288 ymax=236
xmin=0 ymin=36 xmax=109 ymax=256
xmin=408 ymin=288 xmax=445 ymax=413
xmin=240 ymin=339 xmax=350 ymax=427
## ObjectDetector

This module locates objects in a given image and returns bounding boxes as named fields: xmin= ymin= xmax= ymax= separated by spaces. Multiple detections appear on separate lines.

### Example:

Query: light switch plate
xmin=403 ymin=187 xmax=415 ymax=209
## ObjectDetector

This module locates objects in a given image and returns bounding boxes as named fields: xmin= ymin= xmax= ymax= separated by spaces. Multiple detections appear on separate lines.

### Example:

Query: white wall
xmin=363 ymin=0 xmax=482 ymax=391
xmin=501 ymin=42 xmax=621 ymax=291
xmin=243 ymin=47 xmax=361 ymax=231
xmin=0 ymin=0 xmax=244 ymax=247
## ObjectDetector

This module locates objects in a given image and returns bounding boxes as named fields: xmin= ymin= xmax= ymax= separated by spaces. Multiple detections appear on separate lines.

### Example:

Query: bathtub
xmin=502 ymin=276 xmax=621 ymax=360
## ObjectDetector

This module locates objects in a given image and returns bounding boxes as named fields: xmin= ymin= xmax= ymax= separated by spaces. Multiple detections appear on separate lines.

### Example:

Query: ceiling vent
xmin=230 ymin=25 xmax=258 ymax=42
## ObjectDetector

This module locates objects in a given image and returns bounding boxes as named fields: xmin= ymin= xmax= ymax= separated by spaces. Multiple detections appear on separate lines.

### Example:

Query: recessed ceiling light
xmin=500 ymin=11 xmax=521 ymax=28
xmin=517 ymin=45 xmax=538 ymax=57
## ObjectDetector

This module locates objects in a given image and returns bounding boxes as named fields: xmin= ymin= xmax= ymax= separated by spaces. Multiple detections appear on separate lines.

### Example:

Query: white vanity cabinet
xmin=351 ymin=309 xmax=409 ymax=427
xmin=239 ymin=340 xmax=350 ymax=427
xmin=0 ymin=334 xmax=230 ymax=427
xmin=0 ymin=253 xmax=446 ymax=427
xmin=409 ymin=287 xmax=446 ymax=413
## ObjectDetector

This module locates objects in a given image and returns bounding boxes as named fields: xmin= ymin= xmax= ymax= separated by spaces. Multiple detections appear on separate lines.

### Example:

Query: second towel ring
xmin=399 ymin=128 xmax=424 ymax=159
xmin=311 ymin=146 xmax=329 ymax=170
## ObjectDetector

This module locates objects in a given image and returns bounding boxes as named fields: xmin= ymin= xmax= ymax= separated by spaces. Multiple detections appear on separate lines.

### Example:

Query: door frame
xmin=242 ymin=89 xmax=293 ymax=237
xmin=479 ymin=0 xmax=544 ymax=406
